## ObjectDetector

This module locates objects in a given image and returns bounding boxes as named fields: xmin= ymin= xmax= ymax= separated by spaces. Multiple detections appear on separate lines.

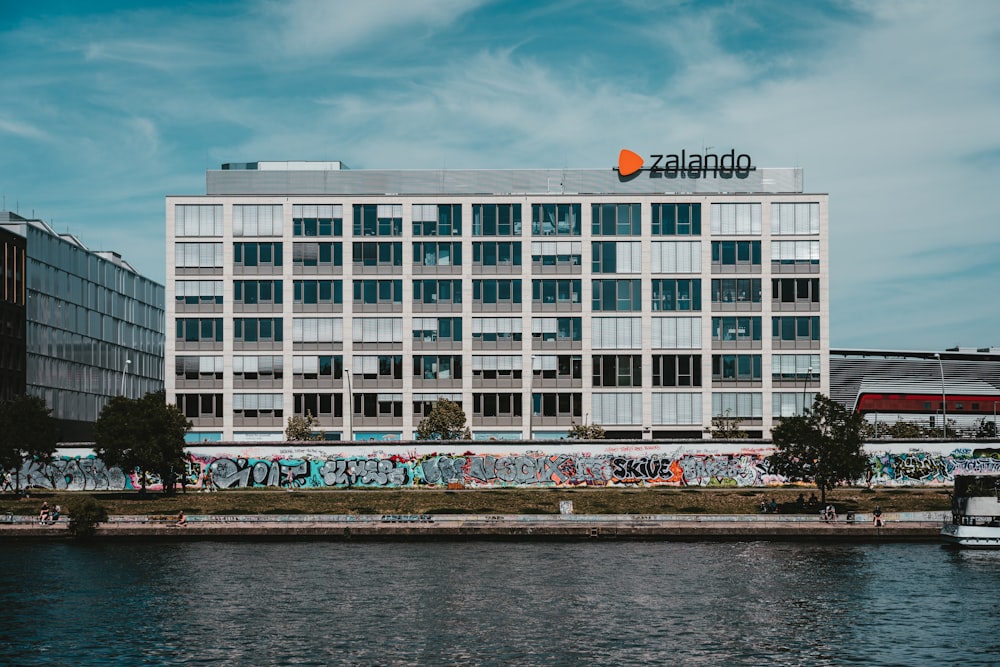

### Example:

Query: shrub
xmin=65 ymin=496 xmax=108 ymax=539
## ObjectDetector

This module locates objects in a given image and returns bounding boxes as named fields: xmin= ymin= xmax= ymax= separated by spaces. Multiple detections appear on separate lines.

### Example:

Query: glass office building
xmin=0 ymin=212 xmax=165 ymax=440
xmin=166 ymin=161 xmax=829 ymax=442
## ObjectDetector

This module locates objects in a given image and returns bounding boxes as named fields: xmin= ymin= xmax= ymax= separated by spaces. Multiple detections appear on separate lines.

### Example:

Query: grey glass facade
xmin=0 ymin=212 xmax=165 ymax=441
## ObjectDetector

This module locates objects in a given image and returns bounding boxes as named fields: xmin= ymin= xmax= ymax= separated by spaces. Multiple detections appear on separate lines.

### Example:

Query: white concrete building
xmin=166 ymin=159 xmax=828 ymax=442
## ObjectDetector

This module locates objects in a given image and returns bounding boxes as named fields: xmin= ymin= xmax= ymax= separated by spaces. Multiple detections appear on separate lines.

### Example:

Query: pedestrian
xmin=204 ymin=467 xmax=214 ymax=493
xmin=286 ymin=469 xmax=295 ymax=491
xmin=873 ymin=505 xmax=884 ymax=527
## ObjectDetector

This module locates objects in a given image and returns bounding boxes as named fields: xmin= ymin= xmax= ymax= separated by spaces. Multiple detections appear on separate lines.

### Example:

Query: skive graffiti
xmin=5 ymin=443 xmax=999 ymax=492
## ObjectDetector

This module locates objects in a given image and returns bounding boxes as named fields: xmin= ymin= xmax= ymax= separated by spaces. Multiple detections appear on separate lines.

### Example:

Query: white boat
xmin=941 ymin=472 xmax=1000 ymax=548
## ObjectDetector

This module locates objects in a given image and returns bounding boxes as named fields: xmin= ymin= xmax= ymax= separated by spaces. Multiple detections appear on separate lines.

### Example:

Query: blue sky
xmin=1 ymin=0 xmax=998 ymax=350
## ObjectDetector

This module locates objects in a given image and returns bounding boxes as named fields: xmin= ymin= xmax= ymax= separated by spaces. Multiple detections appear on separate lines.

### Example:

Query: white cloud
xmin=256 ymin=0 xmax=489 ymax=57
xmin=1 ymin=0 xmax=998 ymax=349
xmin=0 ymin=116 xmax=52 ymax=142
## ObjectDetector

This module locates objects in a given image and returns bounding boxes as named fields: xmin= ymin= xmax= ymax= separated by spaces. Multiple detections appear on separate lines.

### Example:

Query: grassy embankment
xmin=5 ymin=486 xmax=952 ymax=517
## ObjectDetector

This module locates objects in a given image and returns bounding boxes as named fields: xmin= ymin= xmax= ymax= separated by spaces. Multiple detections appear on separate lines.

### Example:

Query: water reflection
xmin=1 ymin=541 xmax=997 ymax=666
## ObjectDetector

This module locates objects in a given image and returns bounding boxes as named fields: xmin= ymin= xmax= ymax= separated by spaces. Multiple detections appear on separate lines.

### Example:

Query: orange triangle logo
xmin=617 ymin=149 xmax=644 ymax=176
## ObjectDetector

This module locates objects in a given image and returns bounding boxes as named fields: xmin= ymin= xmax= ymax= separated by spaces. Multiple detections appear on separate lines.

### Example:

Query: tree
xmin=416 ymin=398 xmax=471 ymax=440
xmin=567 ymin=421 xmax=606 ymax=439
xmin=706 ymin=409 xmax=748 ymax=439
xmin=976 ymin=418 xmax=998 ymax=439
xmin=94 ymin=391 xmax=191 ymax=495
xmin=0 ymin=394 xmax=59 ymax=492
xmin=768 ymin=394 xmax=868 ymax=503
xmin=65 ymin=495 xmax=108 ymax=539
xmin=286 ymin=411 xmax=323 ymax=441
xmin=883 ymin=420 xmax=927 ymax=439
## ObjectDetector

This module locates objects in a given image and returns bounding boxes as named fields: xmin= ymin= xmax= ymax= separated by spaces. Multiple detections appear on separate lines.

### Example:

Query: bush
xmin=65 ymin=496 xmax=108 ymax=538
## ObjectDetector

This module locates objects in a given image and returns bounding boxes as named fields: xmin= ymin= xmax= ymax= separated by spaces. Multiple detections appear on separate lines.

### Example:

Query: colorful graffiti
xmin=6 ymin=446 xmax=1000 ymax=491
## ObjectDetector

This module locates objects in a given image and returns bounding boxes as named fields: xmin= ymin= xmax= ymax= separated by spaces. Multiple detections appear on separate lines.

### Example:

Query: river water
xmin=1 ymin=540 xmax=997 ymax=666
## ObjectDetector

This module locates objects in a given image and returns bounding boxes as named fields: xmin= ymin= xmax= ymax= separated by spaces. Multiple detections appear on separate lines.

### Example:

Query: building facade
xmin=0 ymin=212 xmax=165 ymax=441
xmin=166 ymin=161 xmax=828 ymax=443
xmin=0 ymin=224 xmax=27 ymax=401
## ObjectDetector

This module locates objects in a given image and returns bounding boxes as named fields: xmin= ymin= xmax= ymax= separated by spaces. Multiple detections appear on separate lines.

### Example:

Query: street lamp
xmin=343 ymin=368 xmax=353 ymax=442
xmin=120 ymin=358 xmax=131 ymax=395
xmin=934 ymin=353 xmax=946 ymax=439
xmin=801 ymin=365 xmax=813 ymax=415
xmin=529 ymin=354 xmax=536 ymax=440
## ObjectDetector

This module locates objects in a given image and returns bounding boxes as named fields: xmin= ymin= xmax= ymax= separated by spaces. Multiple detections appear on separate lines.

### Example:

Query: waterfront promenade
xmin=1 ymin=511 xmax=948 ymax=541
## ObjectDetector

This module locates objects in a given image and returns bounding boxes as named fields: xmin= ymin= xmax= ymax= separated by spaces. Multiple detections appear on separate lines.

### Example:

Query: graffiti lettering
xmin=5 ymin=447 xmax=994 ymax=491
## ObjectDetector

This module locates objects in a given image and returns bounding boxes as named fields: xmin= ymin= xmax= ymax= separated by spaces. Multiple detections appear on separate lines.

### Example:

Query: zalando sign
xmin=617 ymin=148 xmax=755 ymax=177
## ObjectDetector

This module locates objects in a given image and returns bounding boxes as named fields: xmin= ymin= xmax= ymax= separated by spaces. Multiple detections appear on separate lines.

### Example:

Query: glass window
xmin=352 ymin=242 xmax=403 ymax=267
xmin=711 ymin=354 xmax=762 ymax=381
xmin=711 ymin=241 xmax=761 ymax=267
xmin=474 ymin=241 xmax=522 ymax=266
xmin=651 ymin=204 xmax=700 ymax=236
xmin=412 ymin=204 xmax=462 ymax=236
xmin=233 ymin=205 xmax=284 ymax=237
xmin=413 ymin=241 xmax=462 ymax=267
xmin=711 ymin=317 xmax=762 ymax=342
xmin=711 ymin=203 xmax=762 ymax=235
xmin=531 ymin=204 xmax=581 ymax=236
xmin=772 ymin=316 xmax=821 ymax=341
xmin=592 ymin=279 xmax=641 ymax=312
xmin=412 ymin=317 xmax=463 ymax=342
xmin=473 ymin=279 xmax=522 ymax=305
xmin=712 ymin=278 xmax=762 ymax=304
xmin=472 ymin=204 xmax=522 ymax=236
xmin=293 ymin=204 xmax=344 ymax=237
xmin=293 ymin=279 xmax=342 ymax=305
xmin=532 ymin=279 xmax=581 ymax=304
xmin=591 ymin=203 xmax=641 ymax=236
xmin=592 ymin=355 xmax=643 ymax=387
xmin=353 ymin=280 xmax=403 ymax=305
xmin=353 ymin=204 xmax=402 ymax=237
xmin=652 ymin=279 xmax=701 ymax=311
xmin=234 ymin=280 xmax=283 ymax=305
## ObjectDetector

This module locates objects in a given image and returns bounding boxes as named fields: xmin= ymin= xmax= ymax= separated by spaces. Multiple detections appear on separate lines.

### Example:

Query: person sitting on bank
xmin=873 ymin=505 xmax=884 ymax=527
xmin=176 ymin=511 xmax=188 ymax=527
xmin=823 ymin=504 xmax=837 ymax=522
xmin=38 ymin=502 xmax=50 ymax=524
xmin=50 ymin=504 xmax=61 ymax=522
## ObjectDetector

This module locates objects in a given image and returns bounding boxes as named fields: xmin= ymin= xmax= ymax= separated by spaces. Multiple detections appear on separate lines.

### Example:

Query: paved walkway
xmin=1 ymin=512 xmax=950 ymax=542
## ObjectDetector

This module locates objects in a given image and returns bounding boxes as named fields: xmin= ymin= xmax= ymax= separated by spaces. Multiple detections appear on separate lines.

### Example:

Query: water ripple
xmin=1 ymin=541 xmax=997 ymax=666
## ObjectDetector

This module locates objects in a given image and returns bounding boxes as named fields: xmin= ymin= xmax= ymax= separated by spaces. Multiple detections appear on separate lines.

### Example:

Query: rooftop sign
xmin=617 ymin=148 xmax=755 ymax=177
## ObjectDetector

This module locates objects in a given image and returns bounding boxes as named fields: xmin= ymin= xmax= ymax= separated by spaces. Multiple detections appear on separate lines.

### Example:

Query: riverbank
xmin=1 ymin=511 xmax=949 ymax=542
xmin=1 ymin=486 xmax=953 ymax=517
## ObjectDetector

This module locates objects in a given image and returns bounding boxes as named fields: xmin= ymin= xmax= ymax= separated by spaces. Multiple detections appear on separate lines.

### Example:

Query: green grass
xmin=3 ymin=486 xmax=952 ymax=517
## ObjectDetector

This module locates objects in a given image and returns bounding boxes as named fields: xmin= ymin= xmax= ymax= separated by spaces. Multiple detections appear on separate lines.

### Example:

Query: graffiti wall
xmin=4 ymin=442 xmax=999 ymax=492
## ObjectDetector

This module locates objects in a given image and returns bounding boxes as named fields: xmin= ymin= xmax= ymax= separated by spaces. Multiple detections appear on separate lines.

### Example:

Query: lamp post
xmin=120 ymin=358 xmax=131 ymax=396
xmin=934 ymin=353 xmax=946 ymax=439
xmin=529 ymin=355 xmax=536 ymax=440
xmin=343 ymin=368 xmax=353 ymax=442
xmin=801 ymin=366 xmax=812 ymax=415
